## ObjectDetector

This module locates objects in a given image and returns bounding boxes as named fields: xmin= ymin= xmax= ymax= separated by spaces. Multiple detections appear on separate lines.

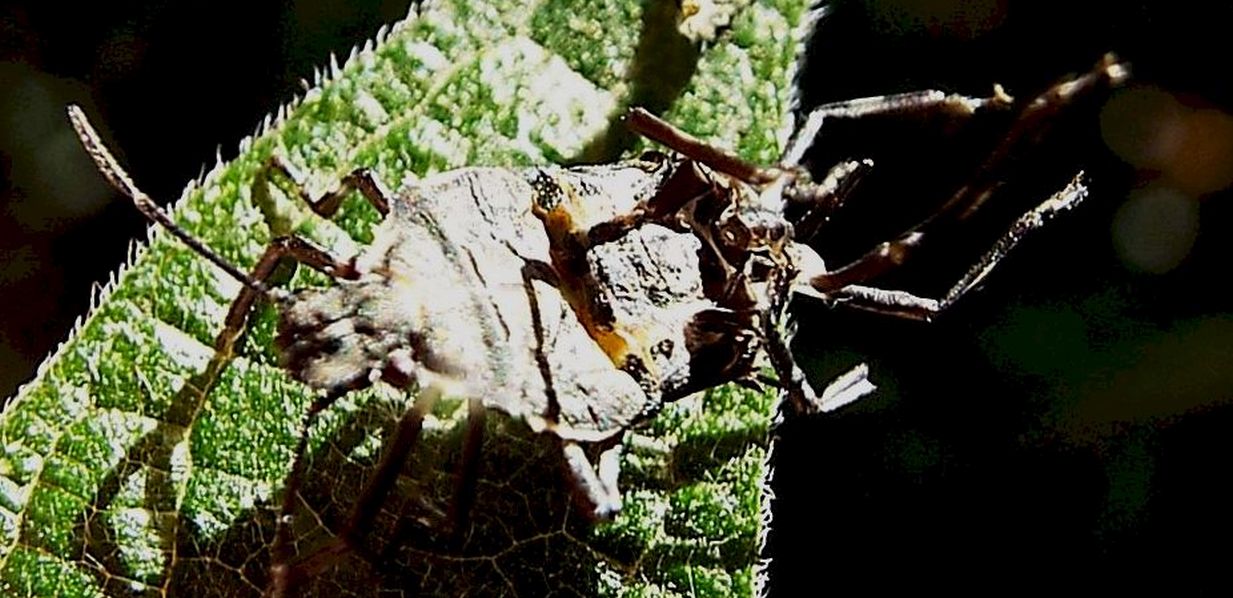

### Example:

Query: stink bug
xmin=67 ymin=53 xmax=1125 ymax=596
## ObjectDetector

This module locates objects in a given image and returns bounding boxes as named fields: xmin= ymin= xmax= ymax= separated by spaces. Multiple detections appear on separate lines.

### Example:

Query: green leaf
xmin=0 ymin=0 xmax=811 ymax=595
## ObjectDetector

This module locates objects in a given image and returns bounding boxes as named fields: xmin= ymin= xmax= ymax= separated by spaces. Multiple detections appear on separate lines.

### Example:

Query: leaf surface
xmin=0 ymin=1 xmax=811 ymax=595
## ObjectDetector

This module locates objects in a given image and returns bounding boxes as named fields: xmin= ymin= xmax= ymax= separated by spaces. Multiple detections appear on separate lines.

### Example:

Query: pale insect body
xmin=278 ymin=164 xmax=663 ymax=443
xmin=270 ymin=158 xmax=719 ymax=528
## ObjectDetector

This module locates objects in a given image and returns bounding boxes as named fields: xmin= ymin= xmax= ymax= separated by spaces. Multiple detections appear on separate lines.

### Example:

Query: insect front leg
xmin=804 ymin=56 xmax=1127 ymax=319
xmin=780 ymin=86 xmax=1015 ymax=167
xmin=812 ymin=173 xmax=1088 ymax=321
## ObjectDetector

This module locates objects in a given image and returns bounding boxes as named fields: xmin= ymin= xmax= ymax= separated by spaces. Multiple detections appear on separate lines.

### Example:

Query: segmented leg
xmin=817 ymin=172 xmax=1088 ymax=321
xmin=627 ymin=107 xmax=784 ymax=185
xmin=780 ymin=86 xmax=1015 ymax=167
xmin=71 ymin=103 xmax=370 ymax=378
xmin=562 ymin=442 xmax=624 ymax=519
xmin=786 ymin=158 xmax=874 ymax=242
xmin=68 ymin=107 xmax=403 ymax=596
xmin=211 ymin=156 xmax=399 ymax=356
xmin=259 ymin=154 xmax=394 ymax=217
xmin=809 ymin=56 xmax=1127 ymax=296
xmin=763 ymin=268 xmax=876 ymax=415
xmin=621 ymin=84 xmax=1009 ymax=242
xmin=271 ymin=383 xmax=444 ymax=598
xmin=516 ymin=259 xmax=629 ymax=520
xmin=213 ymin=235 xmax=359 ymax=357
xmin=445 ymin=397 xmax=487 ymax=543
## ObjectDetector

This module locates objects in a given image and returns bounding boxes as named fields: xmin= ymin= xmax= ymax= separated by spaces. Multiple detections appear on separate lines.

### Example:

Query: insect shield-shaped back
xmin=526 ymin=153 xmax=766 ymax=404
xmin=273 ymin=165 xmax=687 ymax=444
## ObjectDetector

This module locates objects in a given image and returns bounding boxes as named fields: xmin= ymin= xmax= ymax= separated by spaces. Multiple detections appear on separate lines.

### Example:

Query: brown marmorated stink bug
xmin=67 ymin=53 xmax=1126 ymax=596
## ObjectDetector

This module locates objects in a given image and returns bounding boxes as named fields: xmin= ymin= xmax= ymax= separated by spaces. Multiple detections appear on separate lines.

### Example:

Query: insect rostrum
xmin=67 ymin=54 xmax=1124 ymax=596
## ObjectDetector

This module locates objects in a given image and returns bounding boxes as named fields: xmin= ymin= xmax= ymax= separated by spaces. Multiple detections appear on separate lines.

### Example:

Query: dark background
xmin=1 ymin=0 xmax=1229 ymax=594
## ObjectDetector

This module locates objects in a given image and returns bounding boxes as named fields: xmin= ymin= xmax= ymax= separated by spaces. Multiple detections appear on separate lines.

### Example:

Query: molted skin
xmin=275 ymin=156 xmax=768 ymax=445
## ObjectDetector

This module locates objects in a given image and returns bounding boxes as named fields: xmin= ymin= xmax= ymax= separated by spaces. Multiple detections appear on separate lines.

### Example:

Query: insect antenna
xmin=67 ymin=105 xmax=280 ymax=299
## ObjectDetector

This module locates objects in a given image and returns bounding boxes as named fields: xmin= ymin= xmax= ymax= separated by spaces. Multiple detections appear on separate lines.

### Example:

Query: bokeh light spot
xmin=1111 ymin=186 xmax=1199 ymax=274
xmin=1102 ymin=86 xmax=1233 ymax=195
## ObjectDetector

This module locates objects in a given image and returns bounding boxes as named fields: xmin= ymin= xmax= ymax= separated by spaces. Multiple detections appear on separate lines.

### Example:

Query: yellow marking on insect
xmin=531 ymin=172 xmax=657 ymax=376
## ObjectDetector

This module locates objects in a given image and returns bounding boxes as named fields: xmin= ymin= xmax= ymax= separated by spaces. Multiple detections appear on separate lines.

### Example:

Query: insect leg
xmin=445 ymin=397 xmax=486 ymax=544
xmin=212 ymin=235 xmax=359 ymax=359
xmin=760 ymin=305 xmax=822 ymax=414
xmin=68 ymin=103 xmax=385 ymax=594
xmin=259 ymin=154 xmax=395 ymax=217
xmin=562 ymin=441 xmax=624 ymax=520
xmin=786 ymin=158 xmax=874 ymax=242
xmin=583 ymin=160 xmax=718 ymax=247
xmin=514 ymin=258 xmax=627 ymax=520
xmin=808 ymin=56 xmax=1126 ymax=296
xmin=813 ymin=173 xmax=1088 ymax=321
xmin=67 ymin=105 xmax=359 ymax=354
xmin=626 ymin=107 xmax=783 ymax=185
xmin=270 ymin=383 xmax=444 ymax=597
xmin=764 ymin=271 xmax=875 ymax=415
xmin=781 ymin=87 xmax=1015 ymax=167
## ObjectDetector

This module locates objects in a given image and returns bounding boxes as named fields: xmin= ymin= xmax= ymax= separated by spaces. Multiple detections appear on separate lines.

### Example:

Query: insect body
xmin=65 ymin=52 xmax=1125 ymax=597
xmin=69 ymin=111 xmax=789 ymax=592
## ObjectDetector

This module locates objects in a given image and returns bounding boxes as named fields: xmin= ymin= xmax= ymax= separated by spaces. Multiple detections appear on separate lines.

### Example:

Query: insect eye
xmin=751 ymin=221 xmax=787 ymax=244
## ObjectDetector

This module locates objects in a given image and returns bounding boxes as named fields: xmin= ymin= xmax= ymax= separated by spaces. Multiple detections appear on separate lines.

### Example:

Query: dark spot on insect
xmin=321 ymin=337 xmax=345 ymax=355
xmin=636 ymin=150 xmax=669 ymax=167
xmin=527 ymin=169 xmax=565 ymax=210
xmin=620 ymin=354 xmax=656 ymax=395
xmin=653 ymin=339 xmax=673 ymax=358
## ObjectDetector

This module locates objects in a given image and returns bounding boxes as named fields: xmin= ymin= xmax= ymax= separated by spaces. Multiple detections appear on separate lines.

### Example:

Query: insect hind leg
xmin=270 ymin=383 xmax=444 ymax=597
xmin=444 ymin=397 xmax=487 ymax=545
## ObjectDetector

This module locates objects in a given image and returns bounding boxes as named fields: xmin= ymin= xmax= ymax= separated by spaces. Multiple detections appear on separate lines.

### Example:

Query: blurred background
xmin=1 ymin=0 xmax=1229 ymax=593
